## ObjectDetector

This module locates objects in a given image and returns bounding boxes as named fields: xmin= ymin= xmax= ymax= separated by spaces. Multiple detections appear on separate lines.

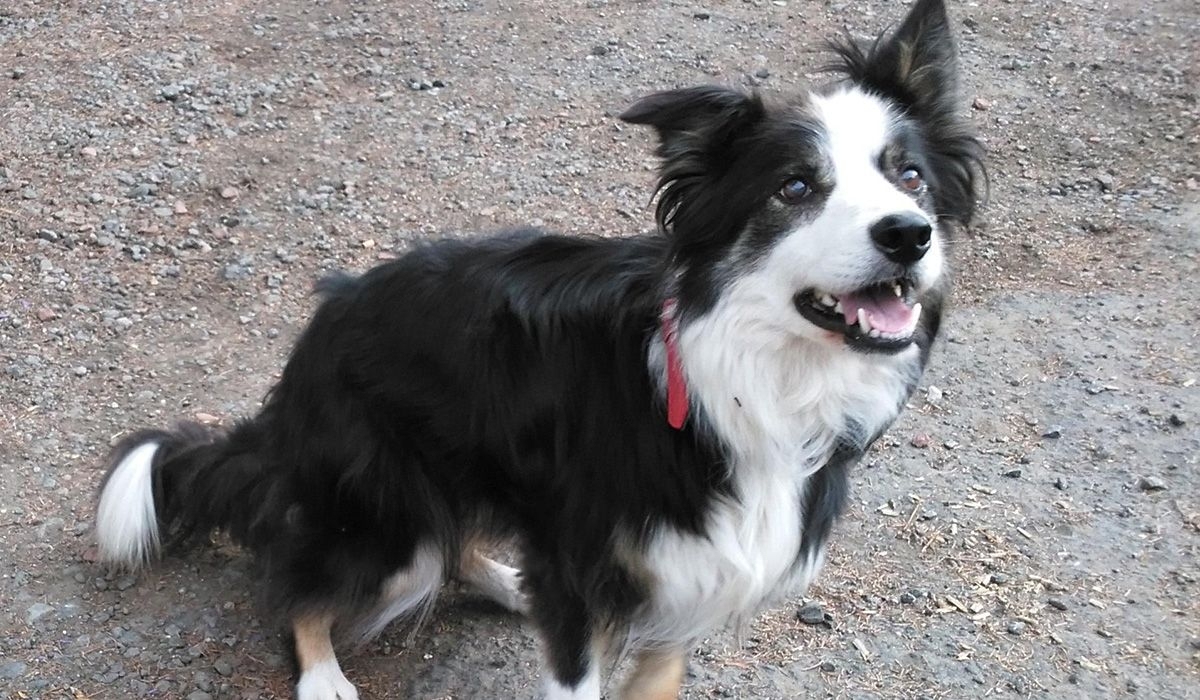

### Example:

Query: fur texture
xmin=94 ymin=1 xmax=981 ymax=697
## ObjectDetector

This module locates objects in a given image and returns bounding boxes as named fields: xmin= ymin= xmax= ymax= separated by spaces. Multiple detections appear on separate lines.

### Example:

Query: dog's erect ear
xmin=620 ymin=86 xmax=763 ymax=161
xmin=828 ymin=0 xmax=959 ymax=118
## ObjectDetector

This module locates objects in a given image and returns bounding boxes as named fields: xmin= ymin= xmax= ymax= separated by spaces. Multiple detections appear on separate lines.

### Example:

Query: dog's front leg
xmin=293 ymin=612 xmax=359 ymax=700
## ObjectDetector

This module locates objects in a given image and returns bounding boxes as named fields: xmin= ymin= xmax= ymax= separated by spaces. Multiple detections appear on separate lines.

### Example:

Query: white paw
xmin=296 ymin=659 xmax=359 ymax=700
xmin=484 ymin=560 xmax=531 ymax=615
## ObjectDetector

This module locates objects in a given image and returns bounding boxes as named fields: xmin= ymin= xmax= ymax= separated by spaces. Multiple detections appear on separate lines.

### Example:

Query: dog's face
xmin=624 ymin=0 xmax=981 ymax=355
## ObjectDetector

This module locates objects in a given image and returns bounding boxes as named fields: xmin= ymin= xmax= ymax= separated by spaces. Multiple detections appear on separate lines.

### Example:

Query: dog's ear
xmin=828 ymin=0 xmax=984 ymax=226
xmin=828 ymin=0 xmax=959 ymax=119
xmin=621 ymin=87 xmax=765 ymax=241
xmin=620 ymin=86 xmax=763 ymax=164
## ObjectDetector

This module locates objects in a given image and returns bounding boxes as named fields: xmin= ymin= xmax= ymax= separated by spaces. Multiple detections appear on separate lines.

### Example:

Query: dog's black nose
xmin=869 ymin=213 xmax=933 ymax=265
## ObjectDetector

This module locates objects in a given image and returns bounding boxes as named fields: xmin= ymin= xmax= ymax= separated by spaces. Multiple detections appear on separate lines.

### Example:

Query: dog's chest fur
xmin=635 ymin=286 xmax=920 ymax=646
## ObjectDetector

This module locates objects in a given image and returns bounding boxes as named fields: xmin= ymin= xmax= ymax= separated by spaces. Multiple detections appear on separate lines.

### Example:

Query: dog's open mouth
xmin=794 ymin=278 xmax=923 ymax=352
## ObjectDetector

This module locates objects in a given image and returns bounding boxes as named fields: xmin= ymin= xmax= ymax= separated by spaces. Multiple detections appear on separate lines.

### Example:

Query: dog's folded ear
xmin=620 ymin=86 xmax=764 ymax=163
xmin=827 ymin=0 xmax=959 ymax=119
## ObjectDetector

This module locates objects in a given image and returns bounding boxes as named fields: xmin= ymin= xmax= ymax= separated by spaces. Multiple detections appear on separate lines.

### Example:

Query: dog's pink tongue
xmin=839 ymin=290 xmax=915 ymax=332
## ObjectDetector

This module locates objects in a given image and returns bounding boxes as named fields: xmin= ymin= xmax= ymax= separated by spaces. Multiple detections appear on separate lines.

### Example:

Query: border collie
xmin=95 ymin=0 xmax=981 ymax=697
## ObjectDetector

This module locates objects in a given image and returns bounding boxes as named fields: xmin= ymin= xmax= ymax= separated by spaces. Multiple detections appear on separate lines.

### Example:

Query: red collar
xmin=659 ymin=298 xmax=688 ymax=430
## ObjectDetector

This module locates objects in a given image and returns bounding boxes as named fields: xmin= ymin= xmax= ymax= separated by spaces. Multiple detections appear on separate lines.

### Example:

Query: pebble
xmin=796 ymin=602 xmax=831 ymax=626
xmin=1137 ymin=476 xmax=1167 ymax=492
xmin=1006 ymin=620 xmax=1026 ymax=635
xmin=27 ymin=603 xmax=54 ymax=624
xmin=1041 ymin=426 xmax=1063 ymax=439
xmin=972 ymin=97 xmax=991 ymax=110
xmin=899 ymin=592 xmax=916 ymax=604
xmin=1168 ymin=413 xmax=1186 ymax=427
xmin=1003 ymin=468 xmax=1022 ymax=478
xmin=0 ymin=660 xmax=27 ymax=680
xmin=819 ymin=661 xmax=836 ymax=672
xmin=73 ymin=366 xmax=88 ymax=377
xmin=910 ymin=432 xmax=931 ymax=448
xmin=219 ymin=186 xmax=239 ymax=200
xmin=1053 ymin=476 xmax=1067 ymax=491
xmin=1048 ymin=598 xmax=1068 ymax=611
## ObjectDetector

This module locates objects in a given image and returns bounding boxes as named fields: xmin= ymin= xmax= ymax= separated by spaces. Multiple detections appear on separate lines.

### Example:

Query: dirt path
xmin=1 ymin=0 xmax=1197 ymax=698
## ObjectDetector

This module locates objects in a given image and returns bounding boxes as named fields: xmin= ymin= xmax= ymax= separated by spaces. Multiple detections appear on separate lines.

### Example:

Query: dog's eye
xmin=778 ymin=178 xmax=811 ymax=203
xmin=899 ymin=167 xmax=924 ymax=192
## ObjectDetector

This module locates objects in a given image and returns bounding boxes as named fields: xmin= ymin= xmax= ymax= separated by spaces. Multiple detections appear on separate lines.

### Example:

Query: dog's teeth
xmin=911 ymin=302 xmax=923 ymax=326
xmin=869 ymin=329 xmax=880 ymax=338
xmin=820 ymin=293 xmax=836 ymax=308
xmin=833 ymin=300 xmax=843 ymax=314
xmin=857 ymin=308 xmax=870 ymax=335
xmin=893 ymin=283 xmax=903 ymax=297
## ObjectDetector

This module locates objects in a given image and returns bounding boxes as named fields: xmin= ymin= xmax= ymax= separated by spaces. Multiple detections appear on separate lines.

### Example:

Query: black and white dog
xmin=95 ymin=0 xmax=981 ymax=697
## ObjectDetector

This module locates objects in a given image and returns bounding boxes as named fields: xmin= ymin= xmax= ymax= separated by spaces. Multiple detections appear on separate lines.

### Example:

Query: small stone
xmin=819 ymin=661 xmax=836 ymax=672
xmin=1003 ymin=469 xmax=1022 ymax=478
xmin=222 ymin=263 xmax=249 ymax=281
xmin=73 ymin=366 xmax=88 ymax=377
xmin=899 ymin=592 xmax=916 ymax=604
xmin=187 ymin=693 xmax=213 ymax=700
xmin=1053 ymin=477 xmax=1066 ymax=491
xmin=219 ymin=186 xmax=239 ymax=200
xmin=1041 ymin=426 xmax=1063 ymax=439
xmin=990 ymin=573 xmax=1009 ymax=585
xmin=1006 ymin=621 xmax=1026 ymax=635
xmin=174 ymin=201 xmax=189 ymax=215
xmin=1048 ymin=598 xmax=1068 ymax=611
xmin=1168 ymin=413 xmax=1186 ymax=427
xmin=161 ymin=84 xmax=184 ymax=100
xmin=26 ymin=603 xmax=54 ymax=624
xmin=0 ymin=660 xmax=27 ymax=680
xmin=81 ymin=146 xmax=99 ymax=159
xmin=36 ymin=307 xmax=58 ymax=322
xmin=796 ymin=602 xmax=830 ymax=626
xmin=590 ymin=45 xmax=610 ymax=57
xmin=754 ymin=67 xmax=770 ymax=79
xmin=1137 ymin=476 xmax=1167 ymax=492
xmin=1095 ymin=172 xmax=1115 ymax=191
xmin=10 ymin=68 xmax=26 ymax=80
xmin=693 ymin=11 xmax=711 ymax=20
xmin=972 ymin=97 xmax=991 ymax=110
xmin=213 ymin=657 xmax=234 ymax=677
xmin=910 ymin=433 xmax=931 ymax=448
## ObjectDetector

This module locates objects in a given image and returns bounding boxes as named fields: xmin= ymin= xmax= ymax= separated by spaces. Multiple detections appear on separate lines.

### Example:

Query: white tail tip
xmin=96 ymin=441 xmax=162 ymax=567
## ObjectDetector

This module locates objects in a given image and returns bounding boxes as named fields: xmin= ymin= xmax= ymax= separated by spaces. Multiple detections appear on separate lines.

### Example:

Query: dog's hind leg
xmin=619 ymin=647 xmax=686 ymax=700
xmin=459 ymin=546 xmax=529 ymax=615
xmin=294 ymin=612 xmax=359 ymax=700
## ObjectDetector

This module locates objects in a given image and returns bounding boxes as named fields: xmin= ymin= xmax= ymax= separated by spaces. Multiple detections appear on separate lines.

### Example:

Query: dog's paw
xmin=296 ymin=660 xmax=359 ymax=700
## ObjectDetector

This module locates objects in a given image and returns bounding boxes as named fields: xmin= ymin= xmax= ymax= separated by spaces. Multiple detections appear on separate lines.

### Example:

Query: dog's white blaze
xmin=95 ymin=441 xmax=161 ymax=567
xmin=543 ymin=665 xmax=600 ymax=700
xmin=358 ymin=541 xmax=444 ymax=640
xmin=772 ymin=87 xmax=944 ymax=318
xmin=639 ymin=271 xmax=919 ymax=646
xmin=296 ymin=658 xmax=359 ymax=700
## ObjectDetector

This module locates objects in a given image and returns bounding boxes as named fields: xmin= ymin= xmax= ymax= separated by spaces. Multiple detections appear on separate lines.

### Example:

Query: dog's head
xmin=623 ymin=0 xmax=982 ymax=354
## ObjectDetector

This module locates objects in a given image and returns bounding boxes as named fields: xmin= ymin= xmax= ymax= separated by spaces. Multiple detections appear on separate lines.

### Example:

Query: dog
xmin=94 ymin=0 xmax=981 ymax=697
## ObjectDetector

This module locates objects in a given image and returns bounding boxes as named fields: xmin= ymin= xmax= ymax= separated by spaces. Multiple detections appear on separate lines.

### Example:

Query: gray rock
xmin=1006 ymin=620 xmax=1026 ymax=635
xmin=1137 ymin=475 xmax=1167 ymax=492
xmin=796 ymin=602 xmax=831 ymax=626
xmin=27 ymin=602 xmax=54 ymax=624
xmin=0 ymin=660 xmax=27 ymax=680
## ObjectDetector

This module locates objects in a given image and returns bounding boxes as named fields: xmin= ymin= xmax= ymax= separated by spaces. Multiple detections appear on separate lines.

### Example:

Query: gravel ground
xmin=1 ymin=0 xmax=1197 ymax=698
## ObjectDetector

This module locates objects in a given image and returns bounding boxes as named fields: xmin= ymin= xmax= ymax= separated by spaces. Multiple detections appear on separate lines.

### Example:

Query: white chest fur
xmin=637 ymin=280 xmax=919 ymax=647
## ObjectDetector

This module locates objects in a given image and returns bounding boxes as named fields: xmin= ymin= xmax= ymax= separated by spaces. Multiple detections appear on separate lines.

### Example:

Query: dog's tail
xmin=95 ymin=419 xmax=272 ymax=568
